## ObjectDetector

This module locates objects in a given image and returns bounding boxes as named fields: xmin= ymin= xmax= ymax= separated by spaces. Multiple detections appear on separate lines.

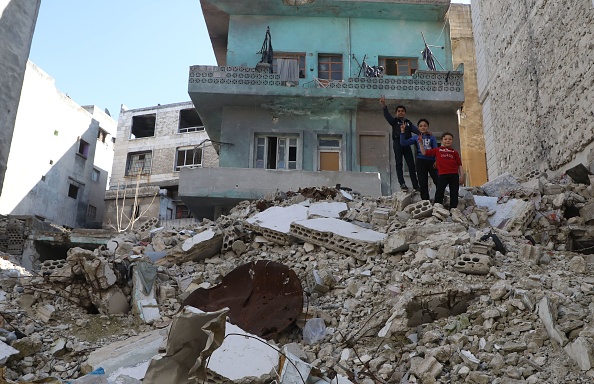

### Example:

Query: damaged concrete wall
xmin=0 ymin=62 xmax=116 ymax=229
xmin=110 ymin=101 xmax=219 ymax=189
xmin=472 ymin=0 xmax=594 ymax=179
xmin=0 ymin=0 xmax=41 ymax=197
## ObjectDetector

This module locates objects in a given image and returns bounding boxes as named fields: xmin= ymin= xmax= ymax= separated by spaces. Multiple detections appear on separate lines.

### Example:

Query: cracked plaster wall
xmin=472 ymin=0 xmax=594 ymax=178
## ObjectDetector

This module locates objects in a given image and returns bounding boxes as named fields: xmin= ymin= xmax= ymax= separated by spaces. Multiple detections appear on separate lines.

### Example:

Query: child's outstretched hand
xmin=379 ymin=95 xmax=386 ymax=107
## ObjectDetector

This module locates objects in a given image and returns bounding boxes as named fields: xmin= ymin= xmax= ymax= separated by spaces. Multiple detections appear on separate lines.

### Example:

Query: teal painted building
xmin=184 ymin=0 xmax=464 ymax=214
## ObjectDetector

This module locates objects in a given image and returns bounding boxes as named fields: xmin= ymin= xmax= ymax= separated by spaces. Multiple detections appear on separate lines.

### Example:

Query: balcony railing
xmin=189 ymin=65 xmax=463 ymax=94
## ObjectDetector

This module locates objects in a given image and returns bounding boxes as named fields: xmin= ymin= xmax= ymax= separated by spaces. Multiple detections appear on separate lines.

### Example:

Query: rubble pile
xmin=2 ymin=170 xmax=594 ymax=383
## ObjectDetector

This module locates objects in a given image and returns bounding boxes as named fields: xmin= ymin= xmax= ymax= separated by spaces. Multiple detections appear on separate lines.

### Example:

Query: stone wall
xmin=0 ymin=0 xmax=41 ymax=196
xmin=472 ymin=0 xmax=594 ymax=178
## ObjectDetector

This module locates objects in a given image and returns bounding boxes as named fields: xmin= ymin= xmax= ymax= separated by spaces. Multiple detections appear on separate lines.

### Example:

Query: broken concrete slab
xmin=566 ymin=163 xmax=592 ymax=185
xmin=290 ymin=218 xmax=386 ymax=260
xmin=480 ymin=172 xmax=521 ymax=197
xmin=307 ymin=201 xmax=348 ymax=219
xmin=0 ymin=340 xmax=19 ymax=365
xmin=82 ymin=328 xmax=168 ymax=381
xmin=132 ymin=267 xmax=160 ymax=324
xmin=246 ymin=205 xmax=309 ymax=245
xmin=383 ymin=223 xmax=466 ymax=253
xmin=537 ymin=296 xmax=568 ymax=347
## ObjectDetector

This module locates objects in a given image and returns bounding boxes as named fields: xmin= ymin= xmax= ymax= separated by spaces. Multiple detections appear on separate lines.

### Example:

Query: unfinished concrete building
xmin=183 ymin=0 xmax=466 ymax=217
xmin=472 ymin=0 xmax=594 ymax=179
xmin=0 ymin=61 xmax=116 ymax=229
xmin=103 ymin=102 xmax=219 ymax=229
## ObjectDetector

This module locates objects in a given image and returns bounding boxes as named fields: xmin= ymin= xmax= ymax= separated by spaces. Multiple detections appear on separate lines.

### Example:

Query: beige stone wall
xmin=110 ymin=102 xmax=219 ymax=188
xmin=473 ymin=0 xmax=594 ymax=177
xmin=448 ymin=4 xmax=487 ymax=186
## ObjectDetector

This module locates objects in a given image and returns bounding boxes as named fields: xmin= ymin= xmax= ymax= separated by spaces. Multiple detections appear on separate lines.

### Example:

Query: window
xmin=68 ymin=184 xmax=79 ymax=199
xmin=379 ymin=57 xmax=418 ymax=76
xmin=176 ymin=205 xmax=193 ymax=219
xmin=255 ymin=136 xmax=298 ymax=170
xmin=126 ymin=151 xmax=152 ymax=176
xmin=131 ymin=113 xmax=156 ymax=138
xmin=318 ymin=136 xmax=342 ymax=171
xmin=318 ymin=54 xmax=342 ymax=80
xmin=78 ymin=139 xmax=90 ymax=158
xmin=97 ymin=128 xmax=108 ymax=143
xmin=273 ymin=52 xmax=306 ymax=79
xmin=178 ymin=108 xmax=204 ymax=133
xmin=87 ymin=205 xmax=97 ymax=221
xmin=175 ymin=146 xmax=203 ymax=171
xmin=91 ymin=168 xmax=100 ymax=182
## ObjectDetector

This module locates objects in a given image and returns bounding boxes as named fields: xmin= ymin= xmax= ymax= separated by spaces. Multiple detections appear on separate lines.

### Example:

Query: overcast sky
xmin=29 ymin=0 xmax=471 ymax=121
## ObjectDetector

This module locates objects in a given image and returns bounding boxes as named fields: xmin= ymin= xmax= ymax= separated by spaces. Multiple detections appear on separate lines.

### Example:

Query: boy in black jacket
xmin=380 ymin=96 xmax=420 ymax=192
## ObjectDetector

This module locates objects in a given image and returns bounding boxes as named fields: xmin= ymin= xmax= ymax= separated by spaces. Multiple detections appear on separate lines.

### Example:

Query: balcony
xmin=188 ymin=65 xmax=464 ymax=142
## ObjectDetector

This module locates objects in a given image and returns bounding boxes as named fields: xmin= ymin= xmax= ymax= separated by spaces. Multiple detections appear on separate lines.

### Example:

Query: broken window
xmin=178 ymin=108 xmax=204 ymax=133
xmin=97 ymin=127 xmax=108 ymax=143
xmin=379 ymin=57 xmax=418 ymax=76
xmin=318 ymin=54 xmax=342 ymax=80
xmin=87 ymin=205 xmax=97 ymax=220
xmin=77 ymin=139 xmax=90 ymax=158
xmin=175 ymin=146 xmax=203 ymax=171
xmin=91 ymin=168 xmax=100 ymax=182
xmin=68 ymin=184 xmax=79 ymax=199
xmin=126 ymin=151 xmax=152 ymax=176
xmin=273 ymin=52 xmax=306 ymax=79
xmin=131 ymin=113 xmax=156 ymax=139
xmin=318 ymin=136 xmax=342 ymax=171
xmin=176 ymin=205 xmax=193 ymax=219
xmin=255 ymin=136 xmax=298 ymax=170
xmin=68 ymin=178 xmax=84 ymax=199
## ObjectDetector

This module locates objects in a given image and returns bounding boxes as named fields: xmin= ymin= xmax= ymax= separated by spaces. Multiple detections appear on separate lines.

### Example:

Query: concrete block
xmin=408 ymin=200 xmax=433 ymax=219
xmin=36 ymin=304 xmax=56 ymax=323
xmin=132 ymin=268 xmax=160 ymax=324
xmin=90 ymin=286 xmax=130 ymax=315
xmin=410 ymin=355 xmax=443 ymax=380
xmin=392 ymin=191 xmax=413 ymax=211
xmin=504 ymin=201 xmax=535 ymax=233
xmin=0 ymin=340 xmax=19 ymax=365
xmin=453 ymin=254 xmax=491 ymax=275
xmin=156 ymin=228 xmax=223 ymax=266
xmin=537 ymin=296 xmax=568 ymax=347
xmin=543 ymin=183 xmax=564 ymax=195
xmin=246 ymin=205 xmax=308 ymax=245
xmin=519 ymin=243 xmax=541 ymax=265
xmin=580 ymin=200 xmax=594 ymax=224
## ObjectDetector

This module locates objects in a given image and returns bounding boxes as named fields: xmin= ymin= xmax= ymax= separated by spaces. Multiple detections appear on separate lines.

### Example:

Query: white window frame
xmin=254 ymin=135 xmax=299 ymax=170
xmin=175 ymin=146 xmax=203 ymax=172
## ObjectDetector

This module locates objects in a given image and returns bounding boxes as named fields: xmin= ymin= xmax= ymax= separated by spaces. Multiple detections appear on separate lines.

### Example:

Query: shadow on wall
xmin=3 ymin=120 xmax=109 ymax=229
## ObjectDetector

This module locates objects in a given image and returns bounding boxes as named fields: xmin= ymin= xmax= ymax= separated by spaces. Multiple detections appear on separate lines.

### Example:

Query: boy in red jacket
xmin=419 ymin=132 xmax=465 ymax=209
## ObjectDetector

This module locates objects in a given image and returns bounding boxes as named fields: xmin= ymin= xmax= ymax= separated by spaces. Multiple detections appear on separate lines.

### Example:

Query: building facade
xmin=448 ymin=3 xmax=487 ymax=187
xmin=0 ymin=0 xmax=41 ymax=196
xmin=0 ymin=61 xmax=116 ymax=229
xmin=184 ymin=0 xmax=465 ymax=214
xmin=103 ymin=102 xmax=219 ymax=228
xmin=472 ymin=0 xmax=594 ymax=179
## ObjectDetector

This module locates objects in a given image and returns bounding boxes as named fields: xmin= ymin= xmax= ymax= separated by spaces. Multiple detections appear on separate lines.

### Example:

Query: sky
xmin=29 ymin=0 xmax=471 ymax=121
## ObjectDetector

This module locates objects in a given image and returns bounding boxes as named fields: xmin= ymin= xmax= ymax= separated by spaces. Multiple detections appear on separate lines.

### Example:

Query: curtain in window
xmin=278 ymin=58 xmax=299 ymax=82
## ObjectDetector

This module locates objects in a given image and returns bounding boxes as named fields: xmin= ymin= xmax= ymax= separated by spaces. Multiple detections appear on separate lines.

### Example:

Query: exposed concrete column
xmin=0 ymin=0 xmax=41 ymax=196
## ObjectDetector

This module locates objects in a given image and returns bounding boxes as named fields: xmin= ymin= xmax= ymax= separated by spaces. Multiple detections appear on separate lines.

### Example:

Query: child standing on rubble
xmin=399 ymin=119 xmax=438 ymax=201
xmin=418 ymin=132 xmax=465 ymax=209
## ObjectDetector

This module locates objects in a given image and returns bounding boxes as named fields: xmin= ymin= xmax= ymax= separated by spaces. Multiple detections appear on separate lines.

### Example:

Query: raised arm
xmin=380 ymin=96 xmax=396 ymax=125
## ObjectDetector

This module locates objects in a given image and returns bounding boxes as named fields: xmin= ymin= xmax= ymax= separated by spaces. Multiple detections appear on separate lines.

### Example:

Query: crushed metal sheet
xmin=182 ymin=260 xmax=303 ymax=339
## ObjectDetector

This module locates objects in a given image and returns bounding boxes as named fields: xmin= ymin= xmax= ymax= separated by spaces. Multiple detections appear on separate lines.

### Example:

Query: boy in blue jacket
xmin=400 ymin=119 xmax=438 ymax=201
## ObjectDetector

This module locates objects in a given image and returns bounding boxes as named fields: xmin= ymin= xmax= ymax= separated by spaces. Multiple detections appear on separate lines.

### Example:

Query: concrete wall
xmin=472 ymin=0 xmax=594 ymax=178
xmin=227 ymin=15 xmax=454 ymax=77
xmin=0 ymin=0 xmax=41 ymax=196
xmin=0 ymin=61 xmax=116 ymax=228
xmin=448 ymin=4 xmax=487 ymax=186
xmin=110 ymin=102 xmax=219 ymax=188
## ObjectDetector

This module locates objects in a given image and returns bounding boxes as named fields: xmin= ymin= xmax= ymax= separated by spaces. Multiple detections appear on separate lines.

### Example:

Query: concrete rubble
xmin=2 ymin=170 xmax=594 ymax=382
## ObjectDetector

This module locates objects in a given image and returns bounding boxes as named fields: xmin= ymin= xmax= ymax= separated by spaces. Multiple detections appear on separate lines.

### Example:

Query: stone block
xmin=504 ymin=201 xmax=535 ymax=233
xmin=453 ymin=254 xmax=491 ymax=275
xmin=36 ymin=304 xmax=55 ymax=323
xmin=580 ymin=200 xmax=594 ymax=224
xmin=392 ymin=191 xmax=413 ymax=211
xmin=564 ymin=336 xmax=594 ymax=371
xmin=89 ymin=286 xmax=130 ymax=315
xmin=480 ymin=173 xmax=520 ymax=197
xmin=537 ymin=296 xmax=568 ymax=347
xmin=543 ymin=183 xmax=564 ymax=195
xmin=519 ymin=243 xmax=541 ymax=265
xmin=410 ymin=355 xmax=443 ymax=380
xmin=384 ymin=223 xmax=466 ymax=253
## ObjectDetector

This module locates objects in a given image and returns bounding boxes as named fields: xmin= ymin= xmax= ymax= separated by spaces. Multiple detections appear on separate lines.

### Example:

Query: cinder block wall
xmin=472 ymin=0 xmax=594 ymax=178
